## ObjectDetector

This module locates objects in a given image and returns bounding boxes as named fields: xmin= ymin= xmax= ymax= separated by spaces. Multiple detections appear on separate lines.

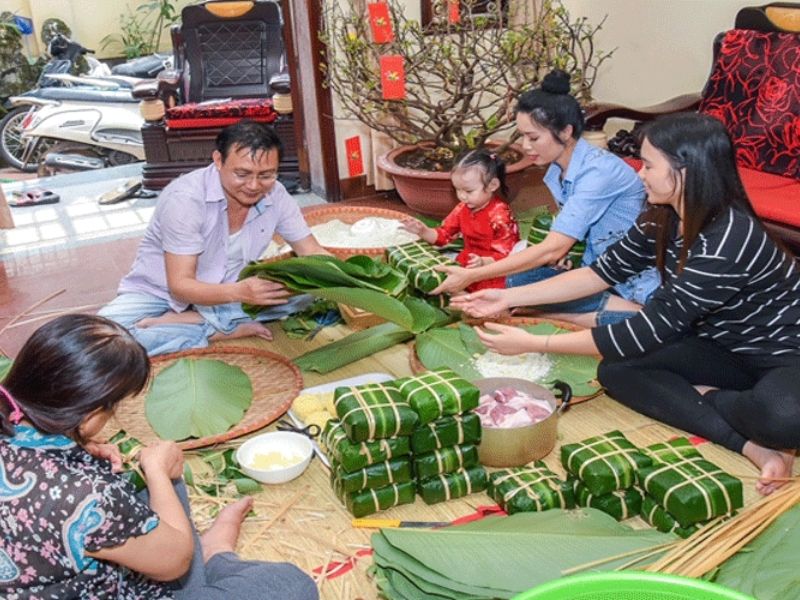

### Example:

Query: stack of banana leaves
xmin=240 ymin=255 xmax=455 ymax=373
xmin=370 ymin=509 xmax=677 ymax=599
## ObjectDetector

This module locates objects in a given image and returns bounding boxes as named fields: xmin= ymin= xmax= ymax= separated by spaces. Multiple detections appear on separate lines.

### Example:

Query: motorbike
xmin=0 ymin=33 xmax=168 ymax=172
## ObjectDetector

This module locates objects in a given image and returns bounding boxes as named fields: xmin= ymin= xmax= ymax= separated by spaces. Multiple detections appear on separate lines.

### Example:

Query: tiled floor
xmin=0 ymin=176 xmax=409 ymax=357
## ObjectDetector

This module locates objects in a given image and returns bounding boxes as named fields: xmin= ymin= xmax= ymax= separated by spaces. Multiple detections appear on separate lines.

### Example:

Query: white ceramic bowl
xmin=236 ymin=431 xmax=314 ymax=484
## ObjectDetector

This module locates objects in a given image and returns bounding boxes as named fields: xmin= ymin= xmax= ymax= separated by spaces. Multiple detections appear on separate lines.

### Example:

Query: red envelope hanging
xmin=448 ymin=0 xmax=460 ymax=24
xmin=344 ymin=136 xmax=364 ymax=177
xmin=368 ymin=2 xmax=394 ymax=44
xmin=380 ymin=55 xmax=406 ymax=100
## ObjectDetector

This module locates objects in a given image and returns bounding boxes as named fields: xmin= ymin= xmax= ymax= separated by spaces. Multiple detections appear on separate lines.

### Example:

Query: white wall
xmin=561 ymin=0 xmax=755 ymax=106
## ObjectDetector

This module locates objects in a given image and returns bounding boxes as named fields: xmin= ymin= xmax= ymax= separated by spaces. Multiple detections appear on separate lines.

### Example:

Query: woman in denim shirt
xmin=433 ymin=70 xmax=659 ymax=327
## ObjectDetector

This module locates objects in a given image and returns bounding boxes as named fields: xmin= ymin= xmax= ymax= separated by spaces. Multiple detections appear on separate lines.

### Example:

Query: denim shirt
xmin=118 ymin=164 xmax=311 ymax=312
xmin=544 ymin=138 xmax=660 ymax=304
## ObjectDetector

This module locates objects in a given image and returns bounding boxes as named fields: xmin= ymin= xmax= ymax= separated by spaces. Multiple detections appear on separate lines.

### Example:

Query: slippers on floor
xmin=98 ymin=178 xmax=142 ymax=205
xmin=9 ymin=188 xmax=61 ymax=207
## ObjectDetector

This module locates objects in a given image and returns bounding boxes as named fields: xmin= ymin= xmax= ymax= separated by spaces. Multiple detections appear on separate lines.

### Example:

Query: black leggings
xmin=597 ymin=337 xmax=800 ymax=453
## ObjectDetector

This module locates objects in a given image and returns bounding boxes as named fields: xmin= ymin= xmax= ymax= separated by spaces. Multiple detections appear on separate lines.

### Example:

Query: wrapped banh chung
xmin=418 ymin=465 xmax=488 ymax=505
xmin=386 ymin=241 xmax=457 ymax=294
xmin=561 ymin=430 xmax=652 ymax=496
xmin=331 ymin=458 xmax=413 ymax=494
xmin=334 ymin=381 xmax=418 ymax=442
xmin=321 ymin=419 xmax=411 ymax=473
xmin=413 ymin=444 xmax=479 ymax=480
xmin=488 ymin=463 xmax=575 ymax=514
xmin=638 ymin=456 xmax=743 ymax=528
xmin=334 ymin=480 xmax=416 ymax=518
xmin=642 ymin=437 xmax=704 ymax=466
xmin=411 ymin=412 xmax=482 ymax=454
xmin=396 ymin=367 xmax=480 ymax=425
xmin=640 ymin=495 xmax=704 ymax=539
xmin=571 ymin=479 xmax=643 ymax=521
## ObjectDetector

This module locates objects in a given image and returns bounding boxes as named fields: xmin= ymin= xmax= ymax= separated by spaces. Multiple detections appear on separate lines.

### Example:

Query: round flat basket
xmin=409 ymin=317 xmax=602 ymax=404
xmin=101 ymin=346 xmax=303 ymax=450
xmin=515 ymin=572 xmax=755 ymax=600
xmin=302 ymin=205 xmax=414 ymax=259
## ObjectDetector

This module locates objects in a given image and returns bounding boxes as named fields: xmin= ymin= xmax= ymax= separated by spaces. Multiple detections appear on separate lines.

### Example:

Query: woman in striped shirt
xmin=451 ymin=113 xmax=799 ymax=495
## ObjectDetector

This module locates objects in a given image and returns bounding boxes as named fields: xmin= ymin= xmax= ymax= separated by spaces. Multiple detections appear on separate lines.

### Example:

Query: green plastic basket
xmin=514 ymin=572 xmax=756 ymax=600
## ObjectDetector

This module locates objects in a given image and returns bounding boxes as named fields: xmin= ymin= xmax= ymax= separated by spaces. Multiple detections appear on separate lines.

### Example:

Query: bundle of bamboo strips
xmin=645 ymin=478 xmax=800 ymax=577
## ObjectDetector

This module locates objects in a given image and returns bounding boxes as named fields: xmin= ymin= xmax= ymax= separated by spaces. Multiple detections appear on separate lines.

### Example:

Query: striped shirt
xmin=591 ymin=208 xmax=800 ymax=361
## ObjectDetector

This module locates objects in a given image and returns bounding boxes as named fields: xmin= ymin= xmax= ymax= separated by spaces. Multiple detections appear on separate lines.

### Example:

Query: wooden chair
xmin=586 ymin=3 xmax=800 ymax=250
xmin=133 ymin=0 xmax=298 ymax=191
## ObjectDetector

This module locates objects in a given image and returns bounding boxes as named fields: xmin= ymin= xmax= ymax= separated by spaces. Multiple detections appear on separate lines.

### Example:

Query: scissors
xmin=305 ymin=309 xmax=341 ymax=341
xmin=276 ymin=418 xmax=321 ymax=439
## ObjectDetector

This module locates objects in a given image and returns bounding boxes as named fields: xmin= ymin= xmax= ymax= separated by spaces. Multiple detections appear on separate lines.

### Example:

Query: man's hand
xmin=236 ymin=277 xmax=292 ymax=306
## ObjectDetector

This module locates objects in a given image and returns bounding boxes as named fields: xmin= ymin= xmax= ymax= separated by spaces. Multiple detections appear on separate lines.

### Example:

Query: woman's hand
xmin=448 ymin=288 xmax=510 ymax=317
xmin=84 ymin=441 xmax=124 ymax=473
xmin=474 ymin=322 xmax=540 ymax=355
xmin=139 ymin=441 xmax=184 ymax=481
xmin=431 ymin=265 xmax=475 ymax=294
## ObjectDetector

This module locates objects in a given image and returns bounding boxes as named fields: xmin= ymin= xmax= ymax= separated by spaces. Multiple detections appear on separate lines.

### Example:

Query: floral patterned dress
xmin=434 ymin=197 xmax=520 ymax=291
xmin=0 ymin=426 xmax=171 ymax=599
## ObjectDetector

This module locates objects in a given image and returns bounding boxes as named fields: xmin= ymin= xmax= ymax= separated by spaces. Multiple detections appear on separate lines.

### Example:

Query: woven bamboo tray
xmin=409 ymin=317 xmax=603 ymax=404
xmin=101 ymin=346 xmax=303 ymax=450
xmin=302 ymin=205 xmax=414 ymax=259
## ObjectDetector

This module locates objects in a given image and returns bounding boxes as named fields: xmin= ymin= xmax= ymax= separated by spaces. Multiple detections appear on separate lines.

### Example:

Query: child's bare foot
xmin=137 ymin=311 xmax=204 ymax=328
xmin=210 ymin=322 xmax=273 ymax=342
xmin=200 ymin=496 xmax=253 ymax=562
xmin=742 ymin=442 xmax=796 ymax=496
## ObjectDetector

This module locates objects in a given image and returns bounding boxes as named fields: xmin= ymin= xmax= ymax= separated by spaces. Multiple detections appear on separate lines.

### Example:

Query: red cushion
xmin=740 ymin=167 xmax=800 ymax=228
xmin=623 ymin=158 xmax=800 ymax=229
xmin=165 ymin=98 xmax=277 ymax=130
xmin=698 ymin=30 xmax=800 ymax=179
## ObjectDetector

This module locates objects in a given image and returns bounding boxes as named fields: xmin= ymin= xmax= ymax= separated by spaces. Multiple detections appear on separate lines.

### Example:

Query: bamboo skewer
xmin=4 ymin=303 xmax=105 ymax=329
xmin=560 ymin=541 xmax=679 ymax=576
xmin=240 ymin=487 xmax=307 ymax=553
xmin=645 ymin=479 xmax=800 ymax=577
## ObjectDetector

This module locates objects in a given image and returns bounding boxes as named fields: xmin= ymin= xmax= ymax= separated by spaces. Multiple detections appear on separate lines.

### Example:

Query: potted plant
xmin=321 ymin=0 xmax=613 ymax=217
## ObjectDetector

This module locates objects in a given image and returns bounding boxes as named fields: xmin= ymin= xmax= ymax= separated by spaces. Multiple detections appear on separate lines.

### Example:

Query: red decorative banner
xmin=380 ymin=55 xmax=406 ymax=100
xmin=367 ymin=2 xmax=394 ymax=44
xmin=448 ymin=0 xmax=460 ymax=24
xmin=344 ymin=135 xmax=364 ymax=177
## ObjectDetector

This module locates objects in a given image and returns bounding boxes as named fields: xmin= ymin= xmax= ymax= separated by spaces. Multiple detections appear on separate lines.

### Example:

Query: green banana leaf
xmin=240 ymin=255 xmax=408 ymax=316
xmin=415 ymin=323 xmax=600 ymax=395
xmin=294 ymin=322 xmax=417 ymax=373
xmin=0 ymin=356 xmax=12 ymax=381
xmin=371 ymin=509 xmax=677 ymax=599
xmin=145 ymin=359 xmax=253 ymax=441
xmin=309 ymin=287 xmax=446 ymax=333
xmin=714 ymin=503 xmax=800 ymax=599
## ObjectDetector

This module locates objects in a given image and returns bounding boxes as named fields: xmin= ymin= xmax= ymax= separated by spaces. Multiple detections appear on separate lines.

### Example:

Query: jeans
xmin=506 ymin=266 xmax=637 ymax=326
xmin=98 ymin=292 xmax=313 ymax=356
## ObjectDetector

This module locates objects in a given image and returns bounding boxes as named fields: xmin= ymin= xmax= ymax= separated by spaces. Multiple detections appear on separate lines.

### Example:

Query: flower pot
xmin=377 ymin=142 xmax=538 ymax=218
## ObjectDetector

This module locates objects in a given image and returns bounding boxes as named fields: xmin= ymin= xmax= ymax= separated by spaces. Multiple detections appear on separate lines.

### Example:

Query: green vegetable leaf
xmin=415 ymin=327 xmax=482 ymax=380
xmin=145 ymin=359 xmax=253 ymax=441
xmin=294 ymin=322 xmax=416 ymax=373
xmin=459 ymin=323 xmax=486 ymax=356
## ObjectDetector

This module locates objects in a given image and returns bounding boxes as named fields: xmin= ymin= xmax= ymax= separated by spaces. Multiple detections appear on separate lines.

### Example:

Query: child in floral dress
xmin=402 ymin=148 xmax=520 ymax=291
xmin=0 ymin=314 xmax=317 ymax=600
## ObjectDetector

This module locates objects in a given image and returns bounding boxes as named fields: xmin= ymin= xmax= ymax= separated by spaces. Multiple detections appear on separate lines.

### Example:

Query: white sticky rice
xmin=473 ymin=351 xmax=553 ymax=382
